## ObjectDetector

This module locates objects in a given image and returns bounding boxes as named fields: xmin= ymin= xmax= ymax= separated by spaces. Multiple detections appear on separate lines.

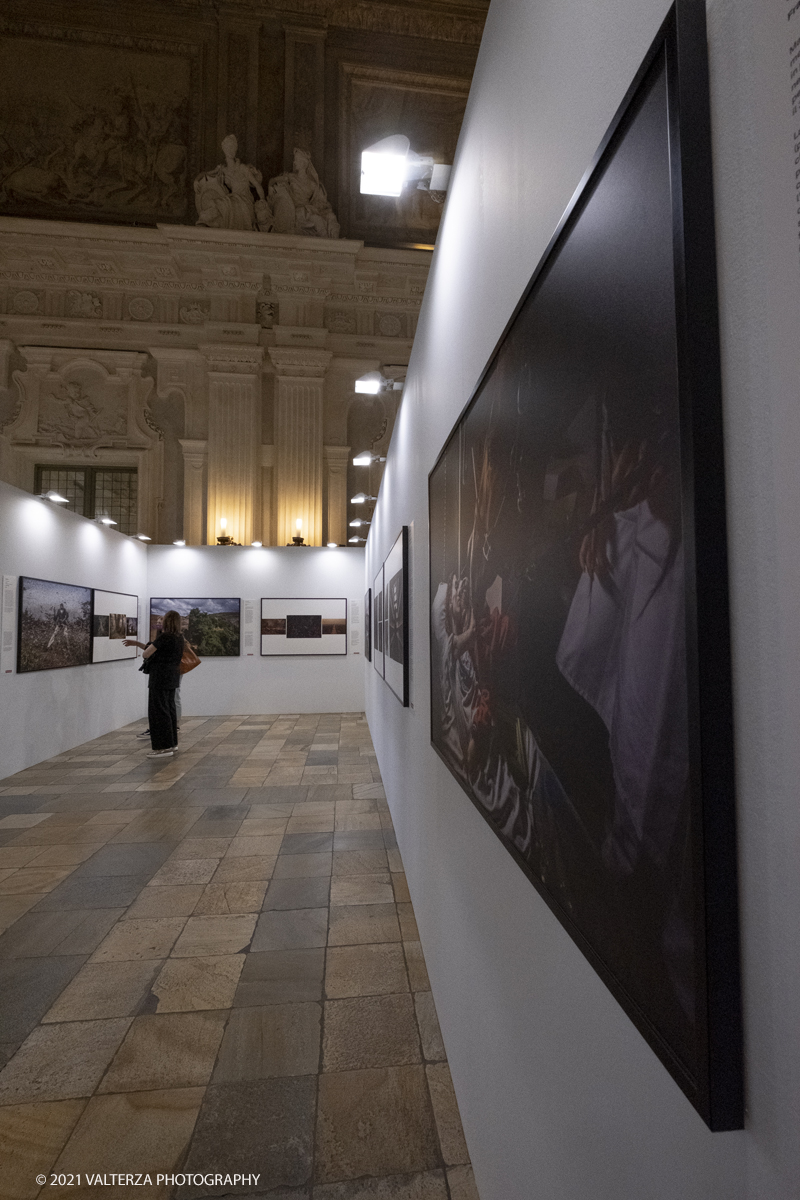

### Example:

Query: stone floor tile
xmin=0 ymin=1099 xmax=86 ymax=1200
xmin=0 ymin=867 xmax=74 ymax=896
xmin=0 ymin=813 xmax=53 ymax=828
xmin=0 ymin=848 xmax=41 ymax=869
xmin=213 ymin=1002 xmax=321 ymax=1082
xmin=50 ymin=1088 xmax=204 ymax=1190
xmin=238 ymin=817 xmax=288 ymax=836
xmin=194 ymin=880 xmax=268 ymax=915
xmin=212 ymin=855 xmax=276 ymax=883
xmin=72 ymin=842 xmax=171 ymax=878
xmin=280 ymin=832 xmax=334 ymax=855
xmin=273 ymin=852 xmax=332 ymax=879
xmin=391 ymin=873 xmax=411 ymax=904
xmin=189 ymin=814 xmax=246 ymax=839
xmin=0 ymin=908 xmax=122 ymax=958
xmin=334 ymin=799 xmax=378 ymax=815
xmin=245 ymin=786 xmax=308 ymax=803
xmin=0 ymin=957 xmax=87 ymax=1045
xmin=414 ymin=992 xmax=446 ymax=1062
xmin=315 ymin=1066 xmax=439 ymax=1184
xmin=334 ymin=813 xmax=383 ymax=832
xmin=383 ymin=830 xmax=399 ymax=851
xmin=312 ymin=1172 xmax=448 ymax=1200
xmin=328 ymin=904 xmax=401 ymax=947
xmin=148 ymin=858 xmax=220 ymax=886
xmin=386 ymin=849 xmax=403 ymax=873
xmin=122 ymin=884 xmax=204 ymax=920
xmin=27 ymin=844 xmax=103 ymax=868
xmin=333 ymin=831 xmax=386 ymax=852
xmin=403 ymin=942 xmax=431 ymax=993
xmin=177 ymin=1078 xmax=316 ymax=1195
xmin=152 ymin=953 xmax=245 ymax=1012
xmin=0 ymin=1018 xmax=131 ymax=1103
xmin=32 ymin=873 xmax=150 ymax=911
xmin=325 ymin=943 xmax=408 ymax=1000
xmin=98 ymin=1010 xmax=227 ymax=1092
xmin=169 ymin=836 xmax=233 ymax=859
xmin=330 ymin=875 xmax=393 ymax=907
xmin=323 ymin=995 xmax=420 ymax=1071
xmin=426 ymin=1064 xmax=470 ymax=1166
xmin=226 ymin=834 xmax=284 ymax=858
xmin=332 ymin=849 xmax=389 ymax=877
xmin=171 ymin=913 xmax=256 ymax=957
xmin=90 ymin=917 xmax=187 ymax=963
xmin=234 ymin=948 xmax=325 ymax=1007
xmin=396 ymin=904 xmax=419 ymax=942
xmin=41 ymin=959 xmax=162 ymax=1022
xmin=251 ymin=908 xmax=329 ymax=952
xmin=262 ymin=876 xmax=331 ymax=911
xmin=446 ymin=1165 xmax=480 ymax=1200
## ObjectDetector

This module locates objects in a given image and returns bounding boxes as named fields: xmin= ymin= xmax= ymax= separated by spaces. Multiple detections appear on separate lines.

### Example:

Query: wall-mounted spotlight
xmin=348 ymin=536 xmax=366 ymax=544
xmin=41 ymin=490 xmax=68 ymax=504
xmin=349 ymin=518 xmax=370 ymax=528
xmin=353 ymin=451 xmax=386 ymax=466
xmin=99 ymin=516 xmax=117 ymax=526
xmin=251 ymin=541 xmax=263 ymax=548
xmin=136 ymin=534 xmax=152 ymax=542
xmin=173 ymin=539 xmax=186 ymax=547
xmin=360 ymin=135 xmax=451 ymax=202
xmin=350 ymin=493 xmax=378 ymax=505
xmin=327 ymin=541 xmax=338 ymax=549
xmin=354 ymin=371 xmax=403 ymax=395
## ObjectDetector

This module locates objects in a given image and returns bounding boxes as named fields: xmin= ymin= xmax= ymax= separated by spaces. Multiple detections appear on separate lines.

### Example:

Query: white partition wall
xmin=146 ymin=544 xmax=366 ymax=715
xmin=0 ymin=480 xmax=147 ymax=777
xmin=364 ymin=0 xmax=800 ymax=1197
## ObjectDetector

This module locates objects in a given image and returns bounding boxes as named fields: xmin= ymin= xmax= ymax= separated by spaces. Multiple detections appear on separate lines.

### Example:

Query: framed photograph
xmin=150 ymin=597 xmax=240 ymax=657
xmin=92 ymin=591 xmax=138 ymax=662
xmin=260 ymin=598 xmax=347 ymax=656
xmin=372 ymin=567 xmax=385 ymax=679
xmin=17 ymin=576 xmax=92 ymax=673
xmin=365 ymin=588 xmax=372 ymax=663
xmin=428 ymin=0 xmax=741 ymax=1130
xmin=384 ymin=528 xmax=409 ymax=706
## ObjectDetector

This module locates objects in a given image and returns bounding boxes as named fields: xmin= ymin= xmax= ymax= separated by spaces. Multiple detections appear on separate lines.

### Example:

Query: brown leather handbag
xmin=180 ymin=641 xmax=201 ymax=675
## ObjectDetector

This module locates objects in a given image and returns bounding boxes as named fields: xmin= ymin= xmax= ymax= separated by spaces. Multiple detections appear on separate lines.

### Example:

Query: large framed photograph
xmin=372 ymin=567 xmax=385 ymax=679
xmin=364 ymin=588 xmax=372 ymax=663
xmin=150 ymin=597 xmax=240 ymax=657
xmin=260 ymin=598 xmax=347 ymax=656
xmin=17 ymin=577 xmax=92 ymax=673
xmin=384 ymin=528 xmax=409 ymax=706
xmin=92 ymin=591 xmax=138 ymax=662
xmin=428 ymin=1 xmax=741 ymax=1130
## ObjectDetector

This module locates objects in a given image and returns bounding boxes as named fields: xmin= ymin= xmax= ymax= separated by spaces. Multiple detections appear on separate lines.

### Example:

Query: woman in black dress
xmin=142 ymin=609 xmax=184 ymax=757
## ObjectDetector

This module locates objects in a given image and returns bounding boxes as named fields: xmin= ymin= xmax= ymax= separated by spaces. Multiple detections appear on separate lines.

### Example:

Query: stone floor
xmin=0 ymin=713 xmax=478 ymax=1200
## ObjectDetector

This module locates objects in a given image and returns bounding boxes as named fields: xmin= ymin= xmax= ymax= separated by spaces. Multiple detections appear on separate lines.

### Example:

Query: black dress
xmin=147 ymin=632 xmax=184 ymax=751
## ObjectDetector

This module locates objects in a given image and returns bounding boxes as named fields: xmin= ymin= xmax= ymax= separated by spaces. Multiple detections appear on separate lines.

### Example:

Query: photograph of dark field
xmin=18 ymin=577 xmax=92 ymax=672
xmin=150 ymin=597 xmax=240 ymax=657
xmin=287 ymin=614 xmax=322 ymax=639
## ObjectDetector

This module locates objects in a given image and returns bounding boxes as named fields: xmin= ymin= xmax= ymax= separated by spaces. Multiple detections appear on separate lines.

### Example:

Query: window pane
xmin=36 ymin=467 xmax=86 ymax=515
xmin=92 ymin=469 xmax=138 ymax=535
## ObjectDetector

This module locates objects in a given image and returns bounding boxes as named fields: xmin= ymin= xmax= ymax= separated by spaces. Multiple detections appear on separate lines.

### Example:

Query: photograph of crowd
xmin=17 ymin=577 xmax=92 ymax=673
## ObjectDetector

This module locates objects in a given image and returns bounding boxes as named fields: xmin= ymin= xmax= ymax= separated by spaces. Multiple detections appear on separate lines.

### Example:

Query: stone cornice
xmin=268 ymin=346 xmax=333 ymax=377
xmin=199 ymin=343 xmax=265 ymax=374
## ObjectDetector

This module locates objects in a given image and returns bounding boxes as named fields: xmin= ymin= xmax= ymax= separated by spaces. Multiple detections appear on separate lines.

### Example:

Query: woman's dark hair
xmin=162 ymin=610 xmax=182 ymax=635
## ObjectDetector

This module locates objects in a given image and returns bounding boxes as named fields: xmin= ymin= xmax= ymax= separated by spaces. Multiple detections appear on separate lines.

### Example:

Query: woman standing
xmin=140 ymin=609 xmax=184 ymax=758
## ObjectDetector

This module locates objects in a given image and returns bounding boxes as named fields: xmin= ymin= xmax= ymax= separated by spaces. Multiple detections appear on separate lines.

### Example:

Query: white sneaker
xmin=147 ymin=749 xmax=173 ymax=758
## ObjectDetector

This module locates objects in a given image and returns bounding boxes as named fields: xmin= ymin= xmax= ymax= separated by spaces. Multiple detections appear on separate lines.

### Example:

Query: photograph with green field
xmin=149 ymin=596 xmax=240 ymax=657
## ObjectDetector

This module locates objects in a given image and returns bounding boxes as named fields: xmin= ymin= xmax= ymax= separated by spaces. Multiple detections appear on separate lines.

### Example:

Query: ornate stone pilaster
xmin=268 ymin=346 xmax=332 ymax=547
xmin=324 ymin=445 xmax=350 ymax=546
xmin=200 ymin=344 xmax=263 ymax=547
xmin=179 ymin=439 xmax=208 ymax=545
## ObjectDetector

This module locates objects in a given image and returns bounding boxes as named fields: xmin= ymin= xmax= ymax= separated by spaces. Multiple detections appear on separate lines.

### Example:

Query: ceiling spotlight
xmin=99 ymin=516 xmax=117 ymax=526
xmin=327 ymin=541 xmax=338 ymax=548
xmin=354 ymin=371 xmax=404 ymax=395
xmin=350 ymin=493 xmax=378 ymax=505
xmin=43 ymin=490 xmax=68 ymax=504
xmin=352 ymin=451 xmax=387 ymax=466
xmin=360 ymin=134 xmax=451 ymax=200
xmin=136 ymin=534 xmax=152 ymax=542
xmin=251 ymin=541 xmax=263 ymax=547
xmin=173 ymin=539 xmax=186 ymax=547
xmin=348 ymin=535 xmax=366 ymax=544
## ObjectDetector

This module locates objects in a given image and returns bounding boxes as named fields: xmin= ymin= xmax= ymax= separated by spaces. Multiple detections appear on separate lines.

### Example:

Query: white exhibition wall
xmin=146 ymin=544 xmax=366 ymax=716
xmin=365 ymin=0 xmax=800 ymax=1198
xmin=0 ymin=479 xmax=367 ymax=777
xmin=0 ymin=479 xmax=147 ymax=777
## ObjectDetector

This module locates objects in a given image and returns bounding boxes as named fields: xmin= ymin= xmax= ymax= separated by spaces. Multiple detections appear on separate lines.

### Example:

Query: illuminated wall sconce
xmin=350 ymin=492 xmax=378 ymax=505
xmin=217 ymin=517 xmax=233 ymax=546
xmin=288 ymin=517 xmax=306 ymax=547
xmin=352 ymin=451 xmax=386 ymax=466
xmin=360 ymin=135 xmax=451 ymax=202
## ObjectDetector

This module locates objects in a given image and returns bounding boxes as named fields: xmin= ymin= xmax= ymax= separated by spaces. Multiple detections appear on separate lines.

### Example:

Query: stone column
xmin=324 ymin=445 xmax=350 ymax=546
xmin=268 ymin=346 xmax=332 ymax=547
xmin=200 ymin=344 xmax=263 ymax=547
xmin=179 ymin=439 xmax=208 ymax=545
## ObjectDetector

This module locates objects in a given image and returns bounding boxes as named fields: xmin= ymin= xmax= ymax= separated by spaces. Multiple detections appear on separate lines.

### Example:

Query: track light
xmin=99 ymin=517 xmax=117 ymax=526
xmin=349 ymin=518 xmax=370 ymax=528
xmin=354 ymin=372 xmax=403 ymax=395
xmin=136 ymin=534 xmax=151 ymax=541
xmin=348 ymin=536 xmax=366 ymax=544
xmin=350 ymin=493 xmax=378 ymax=504
xmin=42 ymin=490 xmax=68 ymax=504
xmin=353 ymin=451 xmax=386 ymax=466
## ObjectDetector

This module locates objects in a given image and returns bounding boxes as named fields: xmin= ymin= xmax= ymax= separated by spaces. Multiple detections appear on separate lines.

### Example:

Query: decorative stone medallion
xmin=13 ymin=290 xmax=39 ymax=315
xmin=378 ymin=313 xmax=402 ymax=337
xmin=128 ymin=297 xmax=155 ymax=321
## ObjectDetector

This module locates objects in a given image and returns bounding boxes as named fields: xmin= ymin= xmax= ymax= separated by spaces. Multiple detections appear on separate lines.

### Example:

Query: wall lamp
xmin=41 ymin=490 xmax=68 ymax=504
xmin=348 ymin=536 xmax=366 ymax=544
xmin=251 ymin=541 xmax=263 ymax=547
xmin=353 ymin=451 xmax=386 ymax=466
xmin=349 ymin=518 xmax=370 ymax=528
xmin=360 ymin=134 xmax=451 ymax=201
xmin=355 ymin=371 xmax=403 ymax=395
xmin=327 ymin=541 xmax=339 ymax=548
xmin=173 ymin=539 xmax=186 ymax=547
xmin=98 ymin=516 xmax=117 ymax=527
xmin=136 ymin=534 xmax=152 ymax=542
xmin=350 ymin=492 xmax=378 ymax=505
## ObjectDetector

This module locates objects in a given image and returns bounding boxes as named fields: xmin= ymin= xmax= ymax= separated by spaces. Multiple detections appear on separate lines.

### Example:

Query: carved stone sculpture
xmin=268 ymin=149 xmax=340 ymax=239
xmin=194 ymin=135 xmax=273 ymax=233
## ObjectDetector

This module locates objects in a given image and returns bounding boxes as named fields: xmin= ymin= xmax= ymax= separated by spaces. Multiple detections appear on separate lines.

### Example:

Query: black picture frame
xmin=17 ymin=576 xmax=93 ymax=673
xmin=373 ymin=567 xmax=385 ymax=679
xmin=260 ymin=598 xmax=348 ymax=656
xmin=149 ymin=597 xmax=241 ymax=657
xmin=384 ymin=527 xmax=410 ymax=707
xmin=365 ymin=588 xmax=372 ymax=662
xmin=92 ymin=590 xmax=139 ymax=663
xmin=427 ymin=0 xmax=741 ymax=1130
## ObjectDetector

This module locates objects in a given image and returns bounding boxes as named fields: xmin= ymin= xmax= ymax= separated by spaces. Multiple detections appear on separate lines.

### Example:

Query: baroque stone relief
xmin=0 ymin=29 xmax=194 ymax=223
